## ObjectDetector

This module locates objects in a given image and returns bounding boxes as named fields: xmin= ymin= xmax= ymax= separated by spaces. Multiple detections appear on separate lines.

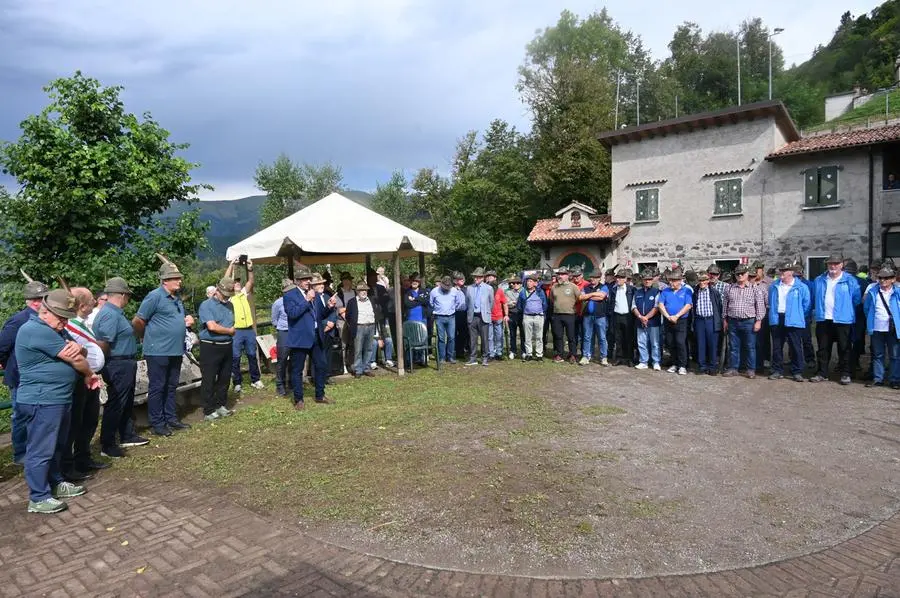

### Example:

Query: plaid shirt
xmin=695 ymin=287 xmax=714 ymax=317
xmin=723 ymin=283 xmax=766 ymax=321
xmin=711 ymin=279 xmax=729 ymax=297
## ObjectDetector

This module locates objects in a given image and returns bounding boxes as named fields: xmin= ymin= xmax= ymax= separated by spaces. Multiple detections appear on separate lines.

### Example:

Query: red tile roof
xmin=527 ymin=214 xmax=629 ymax=244
xmin=767 ymin=123 xmax=900 ymax=159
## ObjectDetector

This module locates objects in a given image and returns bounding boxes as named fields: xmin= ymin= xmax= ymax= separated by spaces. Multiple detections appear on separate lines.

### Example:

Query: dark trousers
xmin=756 ymin=317 xmax=771 ymax=365
xmin=146 ymin=355 xmax=183 ymax=429
xmin=849 ymin=309 xmax=867 ymax=372
xmin=62 ymin=382 xmax=99 ymax=473
xmin=800 ymin=319 xmax=815 ymax=365
xmin=771 ymin=316 xmax=805 ymax=375
xmin=100 ymin=358 xmax=137 ymax=449
xmin=574 ymin=315 xmax=583 ymax=355
xmin=610 ymin=313 xmax=634 ymax=364
xmin=200 ymin=341 xmax=232 ymax=415
xmin=17 ymin=402 xmax=70 ymax=502
xmin=468 ymin=317 xmax=490 ymax=361
xmin=455 ymin=310 xmax=469 ymax=358
xmin=694 ymin=316 xmax=718 ymax=372
xmin=727 ymin=317 xmax=757 ymax=371
xmin=289 ymin=347 xmax=311 ymax=404
xmin=10 ymin=387 xmax=26 ymax=464
xmin=275 ymin=331 xmax=291 ymax=393
xmin=231 ymin=328 xmax=260 ymax=386
xmin=551 ymin=313 xmax=577 ymax=358
xmin=665 ymin=318 xmax=689 ymax=368
xmin=310 ymin=340 xmax=329 ymax=399
xmin=815 ymin=320 xmax=852 ymax=378
xmin=507 ymin=312 xmax=524 ymax=357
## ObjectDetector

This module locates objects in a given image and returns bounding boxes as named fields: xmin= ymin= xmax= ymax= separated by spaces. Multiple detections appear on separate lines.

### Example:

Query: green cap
xmin=217 ymin=277 xmax=235 ymax=297
xmin=104 ymin=277 xmax=133 ymax=295
xmin=43 ymin=289 xmax=77 ymax=319
xmin=159 ymin=262 xmax=183 ymax=281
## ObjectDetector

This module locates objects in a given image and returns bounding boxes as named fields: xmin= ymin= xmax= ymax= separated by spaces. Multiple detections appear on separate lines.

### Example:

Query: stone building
xmin=596 ymin=100 xmax=900 ymax=278
xmin=526 ymin=201 xmax=628 ymax=276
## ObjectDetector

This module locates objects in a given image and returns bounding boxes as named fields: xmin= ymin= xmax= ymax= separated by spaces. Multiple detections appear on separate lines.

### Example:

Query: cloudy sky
xmin=0 ymin=0 xmax=878 ymax=200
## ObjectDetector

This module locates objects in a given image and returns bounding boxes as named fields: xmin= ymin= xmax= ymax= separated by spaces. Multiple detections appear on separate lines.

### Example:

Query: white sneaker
xmin=385 ymin=360 xmax=394 ymax=368
xmin=600 ymin=358 xmax=609 ymax=366
xmin=508 ymin=352 xmax=515 ymax=361
xmin=204 ymin=412 xmax=220 ymax=422
xmin=667 ymin=365 xmax=677 ymax=373
xmin=215 ymin=406 xmax=232 ymax=418
xmin=369 ymin=362 xmax=378 ymax=370
xmin=578 ymin=356 xmax=589 ymax=365
xmin=233 ymin=384 xmax=242 ymax=393
xmin=634 ymin=363 xmax=648 ymax=370
xmin=677 ymin=367 xmax=687 ymax=375
xmin=652 ymin=363 xmax=661 ymax=371
xmin=251 ymin=381 xmax=264 ymax=390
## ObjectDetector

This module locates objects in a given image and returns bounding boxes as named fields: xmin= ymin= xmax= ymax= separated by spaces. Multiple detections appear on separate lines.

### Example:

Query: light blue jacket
xmin=813 ymin=272 xmax=861 ymax=324
xmin=466 ymin=282 xmax=494 ymax=324
xmin=768 ymin=279 xmax=811 ymax=328
xmin=863 ymin=283 xmax=900 ymax=337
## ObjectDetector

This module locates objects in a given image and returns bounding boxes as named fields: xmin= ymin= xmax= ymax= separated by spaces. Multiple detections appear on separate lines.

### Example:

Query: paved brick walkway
xmin=1 ymin=476 xmax=898 ymax=597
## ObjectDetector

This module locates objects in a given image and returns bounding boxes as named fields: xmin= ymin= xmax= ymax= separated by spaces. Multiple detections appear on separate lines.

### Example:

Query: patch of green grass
xmin=574 ymin=521 xmax=594 ymax=534
xmin=0 ymin=408 xmax=10 ymax=435
xmin=626 ymin=498 xmax=681 ymax=519
xmin=581 ymin=405 xmax=627 ymax=417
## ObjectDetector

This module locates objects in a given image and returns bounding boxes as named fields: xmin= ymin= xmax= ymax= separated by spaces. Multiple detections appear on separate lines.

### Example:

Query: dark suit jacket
xmin=345 ymin=297 xmax=384 ymax=340
xmin=312 ymin=292 xmax=337 ymax=345
xmin=283 ymin=287 xmax=316 ymax=349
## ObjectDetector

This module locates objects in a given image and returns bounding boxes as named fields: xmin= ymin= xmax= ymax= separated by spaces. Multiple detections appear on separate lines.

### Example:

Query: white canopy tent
xmin=225 ymin=192 xmax=439 ymax=376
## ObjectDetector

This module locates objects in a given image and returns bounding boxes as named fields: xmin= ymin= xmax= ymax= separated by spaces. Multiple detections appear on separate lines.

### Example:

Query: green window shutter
xmin=819 ymin=166 xmax=838 ymax=205
xmin=648 ymin=188 xmax=659 ymax=220
xmin=804 ymin=168 xmax=819 ymax=206
xmin=714 ymin=179 xmax=742 ymax=214
xmin=636 ymin=190 xmax=647 ymax=221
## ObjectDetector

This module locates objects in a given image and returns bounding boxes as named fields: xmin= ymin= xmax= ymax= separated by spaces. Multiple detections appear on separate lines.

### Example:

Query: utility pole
xmin=636 ymin=78 xmax=641 ymax=126
xmin=737 ymin=35 xmax=741 ymax=106
xmin=769 ymin=28 xmax=784 ymax=100
xmin=614 ymin=71 xmax=621 ymax=128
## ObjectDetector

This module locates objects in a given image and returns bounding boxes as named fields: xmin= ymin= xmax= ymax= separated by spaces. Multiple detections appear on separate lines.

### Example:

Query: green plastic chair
xmin=403 ymin=320 xmax=429 ymax=372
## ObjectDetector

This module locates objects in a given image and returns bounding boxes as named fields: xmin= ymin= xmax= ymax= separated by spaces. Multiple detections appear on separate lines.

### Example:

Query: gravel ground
xmin=301 ymin=364 xmax=900 ymax=578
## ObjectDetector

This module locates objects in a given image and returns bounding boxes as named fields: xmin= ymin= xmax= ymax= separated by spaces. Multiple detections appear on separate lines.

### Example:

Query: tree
xmin=371 ymin=171 xmax=414 ymax=225
xmin=255 ymin=154 xmax=343 ymax=227
xmin=0 ymin=72 xmax=209 ymax=294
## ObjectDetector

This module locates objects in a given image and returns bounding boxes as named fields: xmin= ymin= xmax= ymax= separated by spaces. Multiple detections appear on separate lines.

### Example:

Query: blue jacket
xmin=632 ymin=286 xmax=661 ymax=328
xmin=813 ymin=272 xmax=861 ymax=324
xmin=517 ymin=287 xmax=549 ymax=316
xmin=283 ymin=287 xmax=316 ymax=349
xmin=863 ymin=284 xmax=900 ymax=337
xmin=768 ymin=280 xmax=811 ymax=328
xmin=0 ymin=307 xmax=37 ymax=389
xmin=466 ymin=282 xmax=494 ymax=324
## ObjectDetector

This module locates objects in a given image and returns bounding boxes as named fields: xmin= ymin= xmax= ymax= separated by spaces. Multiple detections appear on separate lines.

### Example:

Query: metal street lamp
xmin=769 ymin=28 xmax=785 ymax=100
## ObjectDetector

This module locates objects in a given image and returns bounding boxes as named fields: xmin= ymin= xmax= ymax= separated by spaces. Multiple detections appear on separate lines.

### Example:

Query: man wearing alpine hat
xmin=198 ymin=277 xmax=237 ymax=421
xmin=16 ymin=289 xmax=101 ymax=514
xmin=133 ymin=257 xmax=195 ymax=436
xmin=810 ymin=254 xmax=861 ymax=385
xmin=283 ymin=267 xmax=317 ymax=409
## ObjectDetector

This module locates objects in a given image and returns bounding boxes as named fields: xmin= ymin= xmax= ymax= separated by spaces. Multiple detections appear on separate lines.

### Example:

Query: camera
xmin=238 ymin=254 xmax=248 ymax=266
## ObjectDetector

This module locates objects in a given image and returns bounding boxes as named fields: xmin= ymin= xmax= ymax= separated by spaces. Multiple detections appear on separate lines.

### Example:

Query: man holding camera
xmin=225 ymin=257 xmax=264 ymax=392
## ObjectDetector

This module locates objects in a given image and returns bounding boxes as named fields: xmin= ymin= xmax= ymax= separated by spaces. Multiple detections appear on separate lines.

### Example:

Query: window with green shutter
xmin=635 ymin=188 xmax=659 ymax=222
xmin=804 ymin=166 xmax=839 ymax=207
xmin=714 ymin=178 xmax=742 ymax=215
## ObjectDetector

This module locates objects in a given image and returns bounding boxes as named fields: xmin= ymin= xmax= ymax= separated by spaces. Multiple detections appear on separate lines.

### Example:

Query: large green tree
xmin=371 ymin=170 xmax=415 ymax=226
xmin=0 ymin=72 xmax=209 ymax=295
xmin=255 ymin=154 xmax=343 ymax=227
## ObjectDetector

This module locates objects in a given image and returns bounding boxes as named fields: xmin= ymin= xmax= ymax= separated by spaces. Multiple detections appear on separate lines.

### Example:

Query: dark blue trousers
xmin=771 ymin=315 xmax=804 ymax=375
xmin=290 ymin=347 xmax=311 ymax=404
xmin=101 ymin=358 xmax=138 ymax=449
xmin=63 ymin=383 xmax=99 ymax=472
xmin=311 ymin=340 xmax=329 ymax=400
xmin=231 ymin=328 xmax=261 ymax=386
xmin=694 ymin=316 xmax=718 ymax=372
xmin=146 ymin=355 xmax=183 ymax=429
xmin=10 ymin=387 xmax=26 ymax=464
xmin=16 ymin=402 xmax=70 ymax=502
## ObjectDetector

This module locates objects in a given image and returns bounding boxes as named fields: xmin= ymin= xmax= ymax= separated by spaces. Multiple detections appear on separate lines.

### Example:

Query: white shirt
xmin=776 ymin=280 xmax=793 ymax=314
xmin=874 ymin=287 xmax=893 ymax=333
xmin=614 ymin=284 xmax=629 ymax=314
xmin=824 ymin=276 xmax=839 ymax=320
xmin=67 ymin=317 xmax=106 ymax=372
xmin=85 ymin=306 xmax=101 ymax=331
xmin=356 ymin=298 xmax=375 ymax=325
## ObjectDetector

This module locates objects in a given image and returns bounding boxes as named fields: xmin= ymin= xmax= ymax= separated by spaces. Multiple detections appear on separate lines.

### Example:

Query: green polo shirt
xmin=136 ymin=286 xmax=186 ymax=356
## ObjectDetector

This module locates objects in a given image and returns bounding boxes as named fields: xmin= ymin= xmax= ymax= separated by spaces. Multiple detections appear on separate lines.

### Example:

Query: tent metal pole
xmin=286 ymin=255 xmax=294 ymax=281
xmin=418 ymin=253 xmax=425 ymax=277
xmin=393 ymin=252 xmax=405 ymax=376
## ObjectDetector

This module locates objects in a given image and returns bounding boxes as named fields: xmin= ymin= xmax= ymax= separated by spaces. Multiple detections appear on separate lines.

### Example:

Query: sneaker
xmin=667 ymin=365 xmax=677 ymax=373
xmin=567 ymin=355 xmax=577 ymax=364
xmin=793 ymin=374 xmax=806 ymax=383
xmin=840 ymin=376 xmax=852 ymax=385
xmin=233 ymin=384 xmax=242 ymax=393
xmin=763 ymin=360 xmax=771 ymax=368
xmin=251 ymin=381 xmax=265 ymax=390
xmin=465 ymin=360 xmax=478 ymax=366
xmin=100 ymin=445 xmax=126 ymax=458
xmin=768 ymin=373 xmax=784 ymax=380
xmin=808 ymin=375 xmax=826 ymax=383
xmin=677 ymin=367 xmax=687 ymax=375
xmin=120 ymin=435 xmax=149 ymax=448
xmin=27 ymin=498 xmax=67 ymax=514
xmin=151 ymin=426 xmax=173 ymax=437
xmin=579 ymin=356 xmax=589 ymax=366
xmin=215 ymin=406 xmax=233 ymax=418
xmin=481 ymin=360 xmax=489 ymax=367
xmin=553 ymin=356 xmax=563 ymax=363
xmin=652 ymin=363 xmax=661 ymax=371
xmin=369 ymin=362 xmax=378 ymax=370
xmin=536 ymin=356 xmax=544 ymax=362
xmin=600 ymin=358 xmax=610 ymax=367
xmin=53 ymin=482 xmax=86 ymax=499
xmin=204 ymin=412 xmax=220 ymax=422
xmin=508 ymin=352 xmax=515 ymax=360
xmin=721 ymin=369 xmax=738 ymax=377
xmin=167 ymin=421 xmax=191 ymax=430
xmin=634 ymin=363 xmax=648 ymax=370
xmin=385 ymin=360 xmax=395 ymax=368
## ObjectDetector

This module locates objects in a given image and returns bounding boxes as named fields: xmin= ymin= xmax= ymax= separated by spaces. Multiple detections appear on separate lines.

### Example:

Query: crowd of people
xmin=1 ymin=251 xmax=894 ymax=515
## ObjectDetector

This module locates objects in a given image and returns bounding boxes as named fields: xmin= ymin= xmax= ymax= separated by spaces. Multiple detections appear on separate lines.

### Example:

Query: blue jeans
xmin=146 ymin=355 xmax=183 ymax=429
xmin=728 ymin=318 xmax=757 ymax=371
xmin=355 ymin=324 xmax=376 ymax=375
xmin=231 ymin=328 xmax=260 ymax=386
xmin=694 ymin=316 xmax=718 ymax=372
xmin=490 ymin=321 xmax=504 ymax=357
xmin=16 ymin=402 xmax=71 ymax=502
xmin=371 ymin=334 xmax=393 ymax=363
xmin=10 ymin=387 xmax=27 ymax=464
xmin=871 ymin=331 xmax=900 ymax=383
xmin=636 ymin=325 xmax=661 ymax=366
xmin=434 ymin=315 xmax=456 ymax=362
xmin=582 ymin=315 xmax=608 ymax=359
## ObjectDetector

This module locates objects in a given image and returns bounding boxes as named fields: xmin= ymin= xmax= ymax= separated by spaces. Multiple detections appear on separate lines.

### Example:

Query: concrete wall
xmin=825 ymin=92 xmax=856 ymax=122
xmin=536 ymin=244 xmax=615 ymax=274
